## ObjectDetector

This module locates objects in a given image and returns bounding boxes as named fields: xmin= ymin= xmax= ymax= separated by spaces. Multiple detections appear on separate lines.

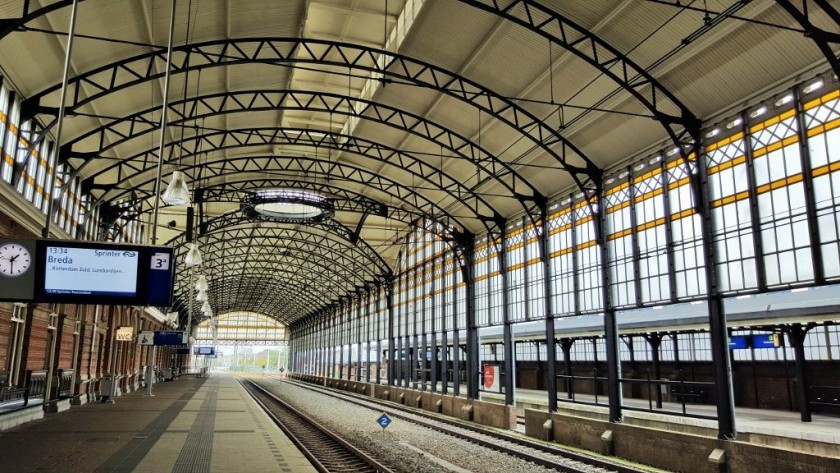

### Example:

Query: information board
xmin=194 ymin=346 xmax=215 ymax=356
xmin=15 ymin=239 xmax=178 ymax=306
xmin=193 ymin=347 xmax=216 ymax=355
xmin=728 ymin=335 xmax=749 ymax=349
xmin=44 ymin=247 xmax=139 ymax=297
xmin=154 ymin=331 xmax=187 ymax=346
xmin=752 ymin=333 xmax=782 ymax=349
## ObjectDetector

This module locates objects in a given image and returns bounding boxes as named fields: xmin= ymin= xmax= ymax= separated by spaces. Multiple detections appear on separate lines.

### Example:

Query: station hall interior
xmin=0 ymin=1 xmax=840 ymax=472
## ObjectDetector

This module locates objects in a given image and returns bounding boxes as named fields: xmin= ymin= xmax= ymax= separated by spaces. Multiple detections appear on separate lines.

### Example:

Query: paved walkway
xmin=355 ymin=378 xmax=839 ymax=445
xmin=0 ymin=373 xmax=315 ymax=472
xmin=479 ymin=387 xmax=840 ymax=444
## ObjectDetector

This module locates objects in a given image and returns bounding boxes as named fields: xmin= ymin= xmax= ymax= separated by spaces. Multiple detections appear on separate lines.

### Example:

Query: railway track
xmin=240 ymin=378 xmax=394 ymax=473
xmin=272 ymin=377 xmax=651 ymax=473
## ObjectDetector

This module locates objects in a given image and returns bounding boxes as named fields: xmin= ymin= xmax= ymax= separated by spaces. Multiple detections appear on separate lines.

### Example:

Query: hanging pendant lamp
xmin=196 ymin=290 xmax=207 ymax=302
xmin=162 ymin=171 xmax=191 ymax=206
xmin=185 ymin=243 xmax=203 ymax=267
xmin=195 ymin=274 xmax=209 ymax=291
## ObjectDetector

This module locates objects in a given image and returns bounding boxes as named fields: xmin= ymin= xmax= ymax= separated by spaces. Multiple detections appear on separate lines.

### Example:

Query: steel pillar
xmin=541 ymin=207 xmax=558 ymax=411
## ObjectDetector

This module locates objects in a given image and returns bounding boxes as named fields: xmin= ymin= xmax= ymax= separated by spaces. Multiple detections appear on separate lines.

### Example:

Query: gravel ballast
xmin=256 ymin=378 xmax=560 ymax=473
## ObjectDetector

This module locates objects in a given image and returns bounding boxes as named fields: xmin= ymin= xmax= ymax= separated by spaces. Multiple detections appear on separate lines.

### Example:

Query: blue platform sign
xmin=752 ymin=333 xmax=781 ymax=349
xmin=153 ymin=330 xmax=186 ymax=346
xmin=193 ymin=346 xmax=215 ymax=356
xmin=376 ymin=412 xmax=391 ymax=430
xmin=728 ymin=335 xmax=749 ymax=349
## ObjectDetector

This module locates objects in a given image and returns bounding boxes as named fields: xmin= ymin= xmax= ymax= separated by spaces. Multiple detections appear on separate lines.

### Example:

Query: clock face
xmin=0 ymin=243 xmax=32 ymax=278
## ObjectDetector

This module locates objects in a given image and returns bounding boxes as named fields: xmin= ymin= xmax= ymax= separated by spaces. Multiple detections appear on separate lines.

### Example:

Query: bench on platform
xmin=0 ymin=372 xmax=27 ymax=406
xmin=24 ymin=370 xmax=48 ymax=406
xmin=810 ymin=385 xmax=840 ymax=414
xmin=669 ymin=384 xmax=711 ymax=404
xmin=55 ymin=369 xmax=74 ymax=399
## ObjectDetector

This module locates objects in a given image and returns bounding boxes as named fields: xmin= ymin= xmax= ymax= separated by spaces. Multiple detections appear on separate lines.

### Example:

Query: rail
xmin=280 ymin=376 xmax=649 ymax=473
xmin=240 ymin=379 xmax=392 ymax=473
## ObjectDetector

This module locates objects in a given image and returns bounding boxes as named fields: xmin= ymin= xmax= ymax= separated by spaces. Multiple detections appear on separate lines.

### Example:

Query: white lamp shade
xmin=185 ymin=243 xmax=203 ymax=267
xmin=196 ymin=290 xmax=207 ymax=302
xmin=195 ymin=274 xmax=209 ymax=291
xmin=201 ymin=301 xmax=212 ymax=313
xmin=162 ymin=170 xmax=191 ymax=206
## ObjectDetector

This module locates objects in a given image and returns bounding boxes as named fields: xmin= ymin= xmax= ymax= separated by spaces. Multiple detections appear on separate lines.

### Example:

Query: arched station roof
xmin=1 ymin=0 xmax=836 ymax=324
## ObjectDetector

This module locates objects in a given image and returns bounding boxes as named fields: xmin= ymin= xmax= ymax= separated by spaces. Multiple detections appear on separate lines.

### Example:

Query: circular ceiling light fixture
xmin=242 ymin=188 xmax=334 ymax=223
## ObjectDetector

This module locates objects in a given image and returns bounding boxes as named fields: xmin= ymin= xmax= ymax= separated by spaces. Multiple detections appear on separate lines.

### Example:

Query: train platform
xmin=0 ymin=373 xmax=315 ymax=473
xmin=480 ymin=387 xmax=840 ymax=454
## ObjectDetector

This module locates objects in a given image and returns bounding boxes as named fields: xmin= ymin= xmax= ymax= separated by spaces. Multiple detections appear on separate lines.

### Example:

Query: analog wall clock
xmin=0 ymin=243 xmax=32 ymax=277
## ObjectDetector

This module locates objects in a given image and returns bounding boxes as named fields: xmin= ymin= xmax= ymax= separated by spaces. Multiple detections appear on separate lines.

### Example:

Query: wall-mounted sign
xmin=153 ymin=331 xmax=187 ymax=346
xmin=139 ymin=331 xmax=155 ymax=345
xmin=0 ymin=238 xmax=175 ymax=305
xmin=728 ymin=335 xmax=749 ymax=349
xmin=728 ymin=333 xmax=782 ymax=349
xmin=116 ymin=326 xmax=134 ymax=342
xmin=752 ymin=333 xmax=782 ymax=349
xmin=193 ymin=346 xmax=215 ymax=356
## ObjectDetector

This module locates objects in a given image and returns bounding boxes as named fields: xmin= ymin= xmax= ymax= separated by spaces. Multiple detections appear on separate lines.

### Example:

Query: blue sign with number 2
xmin=377 ymin=413 xmax=391 ymax=430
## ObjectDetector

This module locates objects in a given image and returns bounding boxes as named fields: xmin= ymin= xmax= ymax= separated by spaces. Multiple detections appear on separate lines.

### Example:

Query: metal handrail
xmin=556 ymin=372 xmax=718 ymax=420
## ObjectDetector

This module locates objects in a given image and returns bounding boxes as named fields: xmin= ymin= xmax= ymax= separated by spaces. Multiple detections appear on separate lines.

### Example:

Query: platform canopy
xmin=2 ymin=0 xmax=836 ymax=324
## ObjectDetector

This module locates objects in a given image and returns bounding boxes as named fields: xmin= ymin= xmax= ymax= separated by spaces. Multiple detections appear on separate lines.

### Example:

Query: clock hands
xmin=0 ymin=246 xmax=30 ymax=276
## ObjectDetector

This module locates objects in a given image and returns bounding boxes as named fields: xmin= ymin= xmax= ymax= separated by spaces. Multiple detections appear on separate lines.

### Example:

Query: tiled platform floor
xmin=0 ymin=373 xmax=315 ymax=473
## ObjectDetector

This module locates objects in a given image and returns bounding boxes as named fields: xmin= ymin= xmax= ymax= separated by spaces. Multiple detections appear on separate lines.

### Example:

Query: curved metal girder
xmin=198 ymin=178 xmax=415 ymax=222
xmin=183 ymin=232 xmax=372 ymax=304
xmin=65 ymin=89 xmax=544 ymax=210
xmin=192 ymin=178 xmax=472 ymax=257
xmin=203 ymin=270 xmax=367 ymax=320
xmin=171 ymin=221 xmax=390 ymax=320
xmin=0 ymin=1 xmax=81 ymax=43
xmin=124 ymin=168 xmax=470 ymax=246
xmin=13 ymin=3 xmax=837 ymax=186
xmin=89 ymin=129 xmax=502 ymax=231
xmin=24 ymin=38 xmax=598 ymax=183
xmin=774 ymin=0 xmax=840 ymax=78
xmin=177 ymin=246 xmax=372 ymax=295
xmin=191 ymin=255 xmax=357 ymax=301
xmin=460 ymin=0 xmax=699 ymax=136
xmin=174 ymin=234 xmax=379 ymax=288
xmin=194 ymin=271 xmax=348 ymax=321
xmin=197 ymin=276 xmax=340 ymax=321
xmin=171 ymin=216 xmax=391 ymax=280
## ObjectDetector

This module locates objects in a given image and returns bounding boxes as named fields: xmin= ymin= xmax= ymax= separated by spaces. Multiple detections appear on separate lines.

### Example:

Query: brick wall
xmin=0 ymin=209 xmax=177 ymax=399
xmin=0 ymin=304 xmax=10 ymax=369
